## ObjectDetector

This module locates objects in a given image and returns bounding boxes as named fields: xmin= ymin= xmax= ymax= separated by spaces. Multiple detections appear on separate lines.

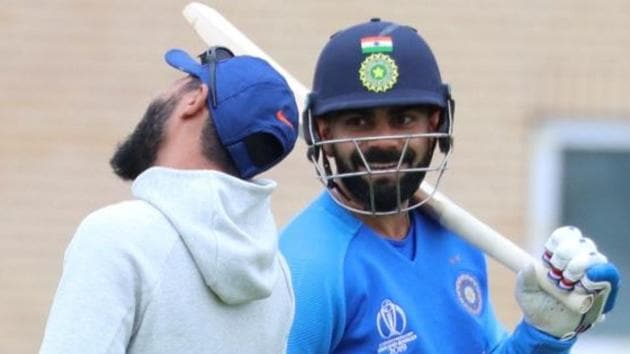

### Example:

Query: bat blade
xmin=182 ymin=1 xmax=593 ymax=315
xmin=183 ymin=2 xmax=308 ymax=115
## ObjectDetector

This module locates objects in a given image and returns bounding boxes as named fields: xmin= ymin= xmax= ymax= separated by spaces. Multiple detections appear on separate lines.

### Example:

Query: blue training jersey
xmin=280 ymin=192 xmax=575 ymax=354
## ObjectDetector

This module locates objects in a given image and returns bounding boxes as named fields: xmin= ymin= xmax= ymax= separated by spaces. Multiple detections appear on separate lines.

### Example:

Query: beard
xmin=109 ymin=95 xmax=177 ymax=180
xmin=334 ymin=145 xmax=434 ymax=212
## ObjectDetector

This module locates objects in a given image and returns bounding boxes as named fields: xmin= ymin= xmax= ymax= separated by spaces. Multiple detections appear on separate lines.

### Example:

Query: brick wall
xmin=2 ymin=0 xmax=629 ymax=352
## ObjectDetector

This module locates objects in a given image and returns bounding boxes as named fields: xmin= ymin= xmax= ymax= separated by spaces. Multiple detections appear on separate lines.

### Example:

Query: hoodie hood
xmin=132 ymin=167 xmax=280 ymax=305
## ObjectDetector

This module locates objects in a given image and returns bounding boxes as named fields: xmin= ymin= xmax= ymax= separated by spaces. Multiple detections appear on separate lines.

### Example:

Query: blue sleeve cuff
xmin=510 ymin=321 xmax=576 ymax=354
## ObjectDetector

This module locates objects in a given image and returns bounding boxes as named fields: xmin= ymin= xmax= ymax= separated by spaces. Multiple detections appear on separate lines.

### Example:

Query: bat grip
xmin=534 ymin=263 xmax=593 ymax=314
xmin=419 ymin=182 xmax=593 ymax=314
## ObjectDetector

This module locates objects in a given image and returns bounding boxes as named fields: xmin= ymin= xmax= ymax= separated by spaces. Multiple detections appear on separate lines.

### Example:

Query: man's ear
xmin=181 ymin=83 xmax=209 ymax=119
xmin=429 ymin=110 xmax=441 ymax=131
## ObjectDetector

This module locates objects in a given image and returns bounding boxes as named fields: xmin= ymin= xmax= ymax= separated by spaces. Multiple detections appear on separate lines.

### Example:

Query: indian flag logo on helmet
xmin=359 ymin=53 xmax=399 ymax=92
xmin=361 ymin=36 xmax=393 ymax=54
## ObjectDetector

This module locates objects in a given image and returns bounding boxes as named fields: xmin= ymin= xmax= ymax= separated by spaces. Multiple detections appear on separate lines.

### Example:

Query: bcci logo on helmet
xmin=359 ymin=53 xmax=399 ymax=93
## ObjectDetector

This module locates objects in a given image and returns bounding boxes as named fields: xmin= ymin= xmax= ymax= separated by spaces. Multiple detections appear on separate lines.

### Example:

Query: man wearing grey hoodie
xmin=39 ymin=47 xmax=299 ymax=354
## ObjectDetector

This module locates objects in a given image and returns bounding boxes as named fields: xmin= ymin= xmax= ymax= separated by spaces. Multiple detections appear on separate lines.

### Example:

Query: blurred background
xmin=1 ymin=0 xmax=628 ymax=352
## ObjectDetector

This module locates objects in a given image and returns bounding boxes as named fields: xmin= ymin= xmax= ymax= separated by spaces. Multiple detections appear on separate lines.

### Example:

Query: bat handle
xmin=534 ymin=262 xmax=593 ymax=314
xmin=419 ymin=182 xmax=594 ymax=314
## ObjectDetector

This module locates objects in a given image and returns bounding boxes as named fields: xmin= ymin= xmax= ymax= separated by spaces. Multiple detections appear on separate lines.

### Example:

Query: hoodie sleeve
xmin=39 ymin=203 xmax=161 ymax=354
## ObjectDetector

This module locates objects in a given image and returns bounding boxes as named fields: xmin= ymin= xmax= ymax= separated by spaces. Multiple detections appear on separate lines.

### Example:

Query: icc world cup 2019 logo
xmin=377 ymin=299 xmax=406 ymax=338
xmin=376 ymin=299 xmax=417 ymax=354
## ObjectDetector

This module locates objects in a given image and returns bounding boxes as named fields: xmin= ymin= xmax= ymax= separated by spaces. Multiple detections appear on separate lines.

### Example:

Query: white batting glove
xmin=515 ymin=226 xmax=620 ymax=339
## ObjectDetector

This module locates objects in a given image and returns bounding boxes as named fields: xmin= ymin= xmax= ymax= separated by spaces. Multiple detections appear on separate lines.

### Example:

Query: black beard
xmin=109 ymin=95 xmax=177 ymax=181
xmin=334 ymin=145 xmax=433 ymax=212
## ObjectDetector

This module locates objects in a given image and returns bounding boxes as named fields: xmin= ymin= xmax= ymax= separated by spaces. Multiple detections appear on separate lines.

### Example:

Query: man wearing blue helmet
xmin=280 ymin=19 xmax=620 ymax=353
xmin=40 ymin=47 xmax=299 ymax=353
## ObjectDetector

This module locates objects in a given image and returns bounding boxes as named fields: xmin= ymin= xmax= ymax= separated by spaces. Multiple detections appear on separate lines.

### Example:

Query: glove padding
xmin=515 ymin=226 xmax=620 ymax=339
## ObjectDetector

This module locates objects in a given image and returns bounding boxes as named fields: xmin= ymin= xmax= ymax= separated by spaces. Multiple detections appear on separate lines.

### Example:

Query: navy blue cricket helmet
xmin=310 ymin=18 xmax=451 ymax=116
xmin=303 ymin=18 xmax=455 ymax=215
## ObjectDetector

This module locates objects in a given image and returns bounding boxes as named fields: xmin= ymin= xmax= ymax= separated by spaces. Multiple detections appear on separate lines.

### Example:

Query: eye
xmin=340 ymin=114 xmax=371 ymax=129
xmin=391 ymin=113 xmax=417 ymax=127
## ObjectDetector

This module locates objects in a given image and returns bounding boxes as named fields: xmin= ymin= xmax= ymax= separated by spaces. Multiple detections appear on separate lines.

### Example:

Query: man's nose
xmin=362 ymin=120 xmax=404 ymax=149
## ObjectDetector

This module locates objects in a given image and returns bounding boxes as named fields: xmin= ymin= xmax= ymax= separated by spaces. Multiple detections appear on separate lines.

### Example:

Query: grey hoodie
xmin=40 ymin=167 xmax=294 ymax=353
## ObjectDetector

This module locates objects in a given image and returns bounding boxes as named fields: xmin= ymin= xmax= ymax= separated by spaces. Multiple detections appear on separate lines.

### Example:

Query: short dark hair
xmin=200 ymin=104 xmax=239 ymax=177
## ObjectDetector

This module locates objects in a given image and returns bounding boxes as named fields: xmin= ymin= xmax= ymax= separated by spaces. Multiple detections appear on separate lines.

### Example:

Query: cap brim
xmin=164 ymin=49 xmax=204 ymax=78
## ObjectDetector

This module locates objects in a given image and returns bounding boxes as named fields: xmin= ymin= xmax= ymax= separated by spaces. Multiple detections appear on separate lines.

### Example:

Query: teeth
xmin=368 ymin=162 xmax=398 ymax=170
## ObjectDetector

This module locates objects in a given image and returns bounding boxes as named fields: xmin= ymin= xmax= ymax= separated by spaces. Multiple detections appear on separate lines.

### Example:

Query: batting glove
xmin=515 ymin=226 xmax=620 ymax=339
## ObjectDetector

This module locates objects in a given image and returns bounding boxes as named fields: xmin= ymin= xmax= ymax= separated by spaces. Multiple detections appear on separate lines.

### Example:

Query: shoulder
xmin=78 ymin=200 xmax=169 ymax=233
xmin=279 ymin=191 xmax=361 ymax=304
xmin=67 ymin=200 xmax=178 ymax=262
xmin=414 ymin=209 xmax=487 ymax=265
xmin=280 ymin=192 xmax=361 ymax=265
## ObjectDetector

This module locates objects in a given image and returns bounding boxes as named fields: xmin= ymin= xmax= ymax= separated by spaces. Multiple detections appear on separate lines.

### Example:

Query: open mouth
xmin=349 ymin=148 xmax=416 ymax=174
xmin=368 ymin=162 xmax=399 ymax=170
xmin=358 ymin=161 xmax=408 ymax=172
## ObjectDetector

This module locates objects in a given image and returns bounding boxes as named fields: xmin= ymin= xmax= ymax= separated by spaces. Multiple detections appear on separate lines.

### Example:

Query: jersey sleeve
xmin=281 ymin=245 xmax=347 ymax=354
xmin=39 ymin=206 xmax=153 ymax=354
xmin=280 ymin=201 xmax=358 ymax=354
xmin=489 ymin=320 xmax=576 ymax=353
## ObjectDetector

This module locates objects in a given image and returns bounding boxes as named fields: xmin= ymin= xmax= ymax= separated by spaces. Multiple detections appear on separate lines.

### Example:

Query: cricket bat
xmin=181 ymin=1 xmax=594 ymax=314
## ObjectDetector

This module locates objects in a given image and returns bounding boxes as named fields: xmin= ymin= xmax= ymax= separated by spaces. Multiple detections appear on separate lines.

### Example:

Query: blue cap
xmin=310 ymin=18 xmax=448 ymax=116
xmin=164 ymin=48 xmax=299 ymax=179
